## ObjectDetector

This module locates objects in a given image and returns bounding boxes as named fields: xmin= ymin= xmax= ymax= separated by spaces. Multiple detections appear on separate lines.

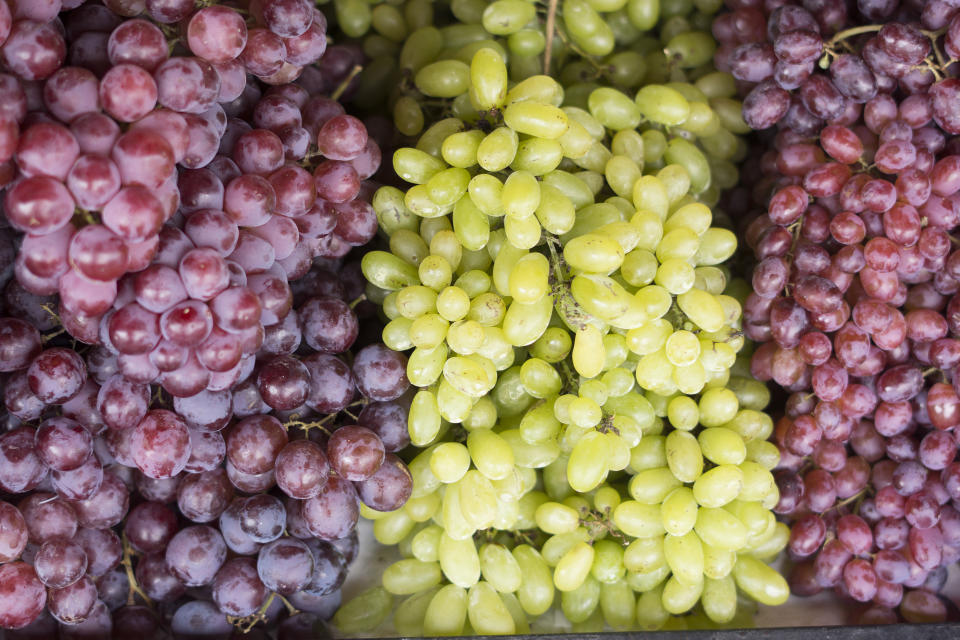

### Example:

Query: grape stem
xmin=543 ymin=0 xmax=559 ymax=76
xmin=349 ymin=294 xmax=367 ymax=309
xmin=120 ymin=532 xmax=154 ymax=608
xmin=227 ymin=592 xmax=276 ymax=634
xmin=283 ymin=414 xmax=336 ymax=436
xmin=826 ymin=24 xmax=883 ymax=48
xmin=332 ymin=65 xmax=363 ymax=101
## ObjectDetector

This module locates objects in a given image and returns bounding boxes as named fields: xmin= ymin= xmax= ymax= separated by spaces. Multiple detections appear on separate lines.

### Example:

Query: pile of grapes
xmin=721 ymin=0 xmax=960 ymax=625
xmin=334 ymin=0 xmax=796 ymax=634
xmin=0 ymin=0 xmax=417 ymax=636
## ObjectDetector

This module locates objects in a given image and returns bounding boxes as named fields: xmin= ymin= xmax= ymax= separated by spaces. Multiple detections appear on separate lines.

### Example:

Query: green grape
xmin=459 ymin=469 xmax=500 ymax=529
xmin=424 ymin=584 xmax=468 ymax=635
xmin=430 ymin=442 xmax=471 ymax=483
xmin=418 ymin=118 xmax=467 ymax=159
xmin=394 ymin=587 xmax=439 ymax=637
xmin=374 ymin=509 xmax=416 ymax=545
xmin=732 ymin=556 xmax=789 ymax=606
xmin=410 ymin=313 xmax=449 ymax=349
xmin=481 ymin=0 xmax=536 ymax=35
xmin=628 ymin=467 xmax=681 ymax=504
xmin=702 ymin=541 xmax=736 ymax=579
xmin=519 ymin=358 xmax=563 ymax=398
xmin=383 ymin=559 xmax=443 ymax=595
xmin=394 ymin=147 xmax=447 ymax=185
xmin=554 ymin=540 xmax=596 ymax=591
xmin=501 ymin=592 xmax=531 ymax=633
xmin=407 ymin=491 xmax=440 ymax=522
xmin=477 ymin=127 xmax=519 ymax=172
xmin=467 ymin=428 xmax=515 ymax=480
xmin=562 ymin=575 xmax=602 ymax=624
xmin=635 ymin=85 xmax=690 ymax=126
xmin=509 ymin=545 xmax=554 ymax=615
xmin=468 ymin=582 xmax=516 ymax=634
xmin=613 ymin=501 xmax=665 ymax=538
xmin=601 ymin=578 xmax=636 ymax=630
xmin=702 ymin=575 xmax=737 ymax=624
xmin=383 ymin=317 xmax=414 ymax=351
xmin=661 ymin=574 xmax=702 ymax=614
xmin=536 ymin=501 xmax=581 ymax=535
xmin=692 ymin=464 xmax=743 ymax=508
xmin=694 ymin=507 xmax=747 ymax=550
xmin=661 ymin=487 xmax=698 ymax=536
xmin=627 ymin=565 xmax=671 ymax=593
xmin=439 ymin=532 xmax=482 ymax=588
xmin=589 ymin=87 xmax=643 ymax=131
xmin=470 ymin=48 xmax=508 ymax=110
xmin=512 ymin=137 xmax=565 ymax=174
xmin=626 ymin=0 xmax=659 ymax=29
xmin=479 ymin=543 xmax=524 ymax=593
xmin=698 ymin=427 xmax=746 ymax=465
xmin=502 ymin=295 xmax=553 ymax=347
xmin=333 ymin=586 xmax=392 ymax=633
xmin=664 ymin=430 xmax=703 ymax=483
xmin=591 ymin=538 xmax=626 ymax=583
xmin=635 ymin=583 xmax=670 ymax=630
xmin=409 ymin=389 xmax=442 ymax=446
xmin=563 ymin=0 xmax=615 ymax=56
xmin=745 ymin=439 xmax=780 ymax=470
xmin=623 ymin=535 xmax=665 ymax=574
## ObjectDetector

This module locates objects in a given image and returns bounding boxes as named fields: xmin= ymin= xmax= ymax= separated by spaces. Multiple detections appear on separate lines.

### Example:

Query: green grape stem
xmin=543 ymin=0 xmax=560 ymax=76
xmin=332 ymin=64 xmax=364 ymax=101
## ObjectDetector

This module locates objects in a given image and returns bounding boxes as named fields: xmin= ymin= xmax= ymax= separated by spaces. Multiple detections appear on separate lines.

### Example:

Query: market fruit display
xmin=0 ymin=0 xmax=415 ymax=636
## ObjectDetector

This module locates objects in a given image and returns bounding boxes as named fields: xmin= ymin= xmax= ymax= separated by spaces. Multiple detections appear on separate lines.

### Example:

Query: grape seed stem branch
xmin=826 ymin=24 xmax=883 ymax=48
xmin=543 ymin=0 xmax=559 ymax=76
xmin=332 ymin=65 xmax=363 ymax=101
xmin=284 ymin=414 xmax=336 ymax=436
xmin=227 ymin=592 xmax=276 ymax=634
xmin=120 ymin=533 xmax=153 ymax=608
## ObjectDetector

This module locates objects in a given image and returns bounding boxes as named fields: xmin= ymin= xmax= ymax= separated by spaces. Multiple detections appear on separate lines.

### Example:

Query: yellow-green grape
xmin=390 ymin=229 xmax=429 ymax=267
xmin=481 ymin=0 xmax=535 ymax=34
xmin=430 ymin=230 xmax=463 ymax=270
xmin=563 ymin=0 xmax=615 ymax=56
xmin=503 ymin=102 xmax=569 ymax=140
xmin=442 ymin=130 xmax=484 ymax=169
xmin=572 ymin=325 xmax=606 ymax=379
xmin=629 ymin=467 xmax=682 ymax=505
xmin=699 ymin=388 xmax=740 ymax=427
xmin=543 ymin=170 xmax=596 ymax=210
xmin=613 ymin=501 xmax=665 ymax=538
xmin=479 ymin=543 xmax=523 ymax=593
xmin=724 ymin=409 xmax=773 ymax=443
xmin=417 ymin=119 xmax=466 ymax=161
xmin=383 ymin=317 xmax=413 ymax=351
xmin=732 ymin=556 xmax=789 ymax=606
xmin=410 ymin=524 xmax=443 ymax=562
xmin=534 ymin=500 xmax=579 ymax=535
xmin=665 ymin=31 xmax=717 ymax=68
xmin=371 ymin=3 xmax=407 ymax=41
xmin=635 ymin=584 xmax=670 ymax=630
xmin=591 ymin=538 xmax=626 ymax=584
xmin=554 ymin=540 xmax=595 ymax=592
xmin=535 ymin=183 xmax=577 ymax=234
xmin=738 ymin=461 xmax=777 ymax=504
xmin=508 ymin=253 xmax=549 ymax=304
xmin=447 ymin=319 xmax=485 ymax=355
xmin=409 ymin=313 xmax=448 ymax=349
xmin=632 ymin=176 xmax=669 ymax=220
xmin=373 ymin=186 xmax=419 ymax=235
xmin=468 ymin=292 xmax=506 ymax=326
xmin=406 ymin=184 xmax=450 ymax=217
xmin=561 ymin=575 xmax=601 ymax=623
xmin=747 ymin=522 xmax=790 ymax=560
xmin=695 ymin=507 xmax=747 ymax=550
xmin=665 ymin=138 xmax=711 ymax=194
xmin=657 ymin=165 xmax=692 ymax=204
xmin=439 ymin=532 xmax=482 ymax=588
xmin=564 ymin=233 xmax=625 ymax=275
xmin=666 ymin=395 xmax=699 ymax=431
xmin=512 ymin=137 xmax=565 ymax=175
xmin=568 ymin=429 xmax=613 ymax=493
xmin=558 ymin=120 xmax=596 ymax=160
xmin=459 ymin=469 xmax=499 ymax=529
xmin=424 ymin=584 xmax=468 ymax=636
xmin=605 ymin=155 xmax=643 ymax=199
xmin=394 ymin=587 xmax=438 ymax=637
xmin=703 ymin=541 xmax=736 ymax=579
xmin=520 ymin=358 xmax=562 ymax=398
xmin=420 ymin=216 xmax=452 ymax=246
xmin=406 ymin=491 xmax=440 ymax=522
xmin=501 ymin=292 xmax=552 ymax=346
xmin=746 ymin=439 xmax=780 ymax=470
xmin=519 ymin=398 xmax=562 ymax=442
xmin=464 ymin=395 xmax=498 ymax=431
xmin=665 ymin=430 xmax=703 ymax=483
xmin=531 ymin=327 xmax=573 ymax=363
xmin=430 ymin=442 xmax=471 ymax=483
xmin=661 ymin=487 xmax=699 ymax=536
xmin=394 ymin=147 xmax=446 ymax=185
xmin=588 ymin=87 xmax=643 ymax=131
xmin=602 ymin=367 xmax=635 ymax=397
xmin=501 ymin=170 xmax=541 ymax=219
xmin=625 ymin=320 xmax=670 ymax=357
xmin=600 ymin=579 xmax=635 ymax=630
xmin=628 ymin=565 xmax=671 ymax=593
xmin=623 ymin=536 xmax=665 ymax=574
xmin=468 ymin=582 xmax=516 ymax=634
xmin=333 ymin=0 xmax=370 ymax=37
xmin=409 ymin=389 xmax=442 ymax=446
xmin=443 ymin=355 xmax=493 ymax=398
xmin=512 ymin=545 xmax=555 ymax=615
xmin=661 ymin=574 xmax=703 ymax=614
xmin=394 ymin=95 xmax=425 ymax=137
xmin=698 ymin=427 xmax=747 ymax=465
xmin=506 ymin=75 xmax=565 ymax=107
xmin=414 ymin=60 xmax=470 ymax=98
xmin=382 ymin=559 xmax=442 ymax=595
xmin=635 ymin=85 xmax=690 ymax=126
xmin=701 ymin=575 xmax=737 ymax=624
xmin=604 ymin=50 xmax=648 ymax=90
xmin=426 ymin=167 xmax=470 ymax=209
xmin=477 ymin=127 xmax=519 ymax=172
xmin=436 ymin=286 xmax=471 ymax=322
xmin=476 ymin=327 xmax=516 ymax=371
xmin=333 ymin=586 xmax=392 ymax=634
xmin=467 ymin=428 xmax=514 ymax=480
xmin=692 ymin=465 xmax=743 ymax=508
xmin=455 ymin=269 xmax=492 ymax=298
xmin=408 ymin=343 xmax=448 ymax=387
xmin=657 ymin=227 xmax=700 ymax=263
xmin=418 ymin=255 xmax=453 ymax=291
xmin=655 ymin=258 xmax=695 ymax=294
xmin=627 ymin=0 xmax=659 ymax=29
xmin=362 ymin=250 xmax=421 ymax=291
xmin=676 ymin=288 xmax=726 ymax=333
xmin=664 ymin=330 xmax=701 ymax=367
xmin=471 ymin=48 xmax=508 ymax=110
xmin=373 ymin=509 xmax=415 ymax=545
xmin=504 ymin=213 xmax=542 ymax=250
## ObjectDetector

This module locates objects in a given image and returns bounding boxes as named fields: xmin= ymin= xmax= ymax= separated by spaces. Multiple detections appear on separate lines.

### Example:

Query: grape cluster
xmin=0 ymin=0 xmax=416 ymax=636
xmin=722 ymin=0 xmax=960 ymax=625
xmin=326 ymin=0 xmax=794 ymax=629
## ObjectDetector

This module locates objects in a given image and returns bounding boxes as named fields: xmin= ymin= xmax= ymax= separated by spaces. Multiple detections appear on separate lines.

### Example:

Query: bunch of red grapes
xmin=0 ymin=0 xmax=414 ymax=636
xmin=717 ymin=0 xmax=960 ymax=624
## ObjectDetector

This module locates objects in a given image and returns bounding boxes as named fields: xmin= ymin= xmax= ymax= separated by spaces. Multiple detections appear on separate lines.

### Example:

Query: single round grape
xmin=302 ymin=475 xmax=360 ymax=540
xmin=0 ymin=562 xmax=47 ymax=629
xmin=353 ymin=453 xmax=412 ymax=512
xmin=165 ymin=525 xmax=227 ymax=587
xmin=123 ymin=501 xmax=178 ymax=555
xmin=257 ymin=537 xmax=314 ymax=595
xmin=327 ymin=426 xmax=386 ymax=482
xmin=275 ymin=439 xmax=330 ymax=500
xmin=34 ymin=417 xmax=93 ymax=472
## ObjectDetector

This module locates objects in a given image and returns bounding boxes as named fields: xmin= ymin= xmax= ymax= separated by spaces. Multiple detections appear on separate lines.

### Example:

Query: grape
xmin=302 ymin=475 xmax=359 ymax=540
xmin=0 ymin=562 xmax=47 ymax=629
xmin=211 ymin=557 xmax=268 ymax=617
xmin=354 ymin=453 xmax=412 ymax=512
xmin=275 ymin=439 xmax=330 ymax=499
xmin=34 ymin=539 xmax=87 ymax=589
xmin=123 ymin=501 xmax=177 ymax=554
xmin=328 ymin=425 xmax=385 ymax=482
xmin=165 ymin=525 xmax=226 ymax=587
xmin=130 ymin=409 xmax=191 ymax=479
xmin=257 ymin=537 xmax=314 ymax=595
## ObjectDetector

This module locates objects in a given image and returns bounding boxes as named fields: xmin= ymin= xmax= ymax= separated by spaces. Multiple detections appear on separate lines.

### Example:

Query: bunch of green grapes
xmin=337 ymin=45 xmax=789 ymax=635
xmin=328 ymin=0 xmax=739 ymax=140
